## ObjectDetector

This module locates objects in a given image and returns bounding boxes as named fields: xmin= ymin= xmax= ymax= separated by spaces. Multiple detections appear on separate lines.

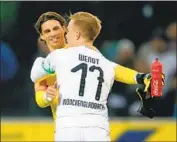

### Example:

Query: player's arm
xmin=111 ymin=62 xmax=152 ymax=92
xmin=30 ymin=53 xmax=57 ymax=107
xmin=30 ymin=49 xmax=65 ymax=83
xmin=112 ymin=62 xmax=164 ymax=91
xmin=30 ymin=57 xmax=51 ymax=107
xmin=113 ymin=64 xmax=139 ymax=84
xmin=30 ymin=52 xmax=56 ymax=83
xmin=34 ymin=80 xmax=51 ymax=108
xmin=30 ymin=57 xmax=50 ymax=83
xmin=34 ymin=74 xmax=59 ymax=108
xmin=112 ymin=63 xmax=147 ymax=85
xmin=111 ymin=62 xmax=165 ymax=118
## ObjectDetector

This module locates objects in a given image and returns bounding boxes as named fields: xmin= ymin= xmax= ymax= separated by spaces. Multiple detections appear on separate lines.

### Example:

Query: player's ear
xmin=40 ymin=34 xmax=45 ymax=41
xmin=62 ymin=26 xmax=66 ymax=33
xmin=76 ymin=31 xmax=80 ymax=40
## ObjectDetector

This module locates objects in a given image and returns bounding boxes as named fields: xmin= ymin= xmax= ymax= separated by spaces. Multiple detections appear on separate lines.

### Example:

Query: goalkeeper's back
xmin=44 ymin=45 xmax=116 ymax=131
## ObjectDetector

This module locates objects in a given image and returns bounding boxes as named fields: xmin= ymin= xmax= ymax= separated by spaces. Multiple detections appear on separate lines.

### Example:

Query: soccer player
xmin=34 ymin=11 xmax=67 ymax=121
xmin=31 ymin=12 xmax=164 ymax=141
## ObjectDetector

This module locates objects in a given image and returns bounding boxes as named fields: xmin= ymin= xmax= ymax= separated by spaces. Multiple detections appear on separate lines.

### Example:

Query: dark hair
xmin=35 ymin=12 xmax=66 ymax=34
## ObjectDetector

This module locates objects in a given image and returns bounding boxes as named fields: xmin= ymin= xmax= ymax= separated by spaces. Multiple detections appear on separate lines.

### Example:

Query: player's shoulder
xmin=46 ymin=49 xmax=67 ymax=61
xmin=55 ymin=48 xmax=67 ymax=52
xmin=51 ymin=48 xmax=67 ymax=55
xmin=97 ymin=53 xmax=118 ymax=68
xmin=96 ymin=51 xmax=109 ymax=62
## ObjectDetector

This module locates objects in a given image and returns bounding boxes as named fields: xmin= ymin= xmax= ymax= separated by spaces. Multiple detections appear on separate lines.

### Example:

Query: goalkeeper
xmin=33 ymin=11 xmax=67 ymax=121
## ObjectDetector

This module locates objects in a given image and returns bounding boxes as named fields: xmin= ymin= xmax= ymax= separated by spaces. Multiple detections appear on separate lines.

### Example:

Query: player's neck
xmin=48 ymin=43 xmax=66 ymax=51
xmin=69 ymin=40 xmax=95 ymax=49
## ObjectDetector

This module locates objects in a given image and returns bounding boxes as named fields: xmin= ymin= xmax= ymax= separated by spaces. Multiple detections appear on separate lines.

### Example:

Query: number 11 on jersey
xmin=71 ymin=63 xmax=104 ymax=101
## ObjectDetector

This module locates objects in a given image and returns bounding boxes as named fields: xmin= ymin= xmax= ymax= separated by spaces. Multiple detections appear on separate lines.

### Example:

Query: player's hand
xmin=136 ymin=88 xmax=157 ymax=118
xmin=135 ymin=73 xmax=165 ymax=118
xmin=34 ymin=80 xmax=47 ymax=92
xmin=46 ymin=82 xmax=57 ymax=101
xmin=136 ymin=73 xmax=165 ymax=92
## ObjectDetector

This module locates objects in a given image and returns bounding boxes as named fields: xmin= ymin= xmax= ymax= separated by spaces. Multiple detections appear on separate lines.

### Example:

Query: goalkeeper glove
xmin=135 ymin=73 xmax=165 ymax=118
xmin=136 ymin=73 xmax=165 ymax=93
xmin=136 ymin=88 xmax=156 ymax=118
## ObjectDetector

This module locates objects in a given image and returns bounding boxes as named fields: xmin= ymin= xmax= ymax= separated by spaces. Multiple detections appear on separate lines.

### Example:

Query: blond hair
xmin=70 ymin=12 xmax=102 ymax=41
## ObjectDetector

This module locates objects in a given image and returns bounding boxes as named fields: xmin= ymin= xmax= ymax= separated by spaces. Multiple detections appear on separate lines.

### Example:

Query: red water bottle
xmin=151 ymin=58 xmax=163 ymax=97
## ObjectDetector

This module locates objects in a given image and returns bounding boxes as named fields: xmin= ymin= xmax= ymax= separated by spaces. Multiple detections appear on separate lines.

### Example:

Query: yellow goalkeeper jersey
xmin=35 ymin=74 xmax=58 ymax=121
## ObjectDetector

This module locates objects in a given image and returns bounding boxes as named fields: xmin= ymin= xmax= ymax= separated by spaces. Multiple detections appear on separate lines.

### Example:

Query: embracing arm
xmin=114 ymin=64 xmax=138 ymax=84
xmin=30 ymin=54 xmax=56 ymax=107
xmin=30 ymin=50 xmax=56 ymax=83
xmin=34 ymin=80 xmax=51 ymax=108
xmin=30 ymin=57 xmax=50 ymax=82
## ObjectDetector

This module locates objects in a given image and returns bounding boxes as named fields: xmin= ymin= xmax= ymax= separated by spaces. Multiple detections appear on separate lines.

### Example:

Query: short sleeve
xmin=42 ymin=49 xmax=65 ymax=74
xmin=109 ymin=60 xmax=118 ymax=69
xmin=42 ymin=51 xmax=57 ymax=74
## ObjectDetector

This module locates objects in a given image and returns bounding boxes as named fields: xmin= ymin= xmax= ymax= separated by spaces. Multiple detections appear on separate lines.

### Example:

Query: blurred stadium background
xmin=0 ymin=1 xmax=176 ymax=141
